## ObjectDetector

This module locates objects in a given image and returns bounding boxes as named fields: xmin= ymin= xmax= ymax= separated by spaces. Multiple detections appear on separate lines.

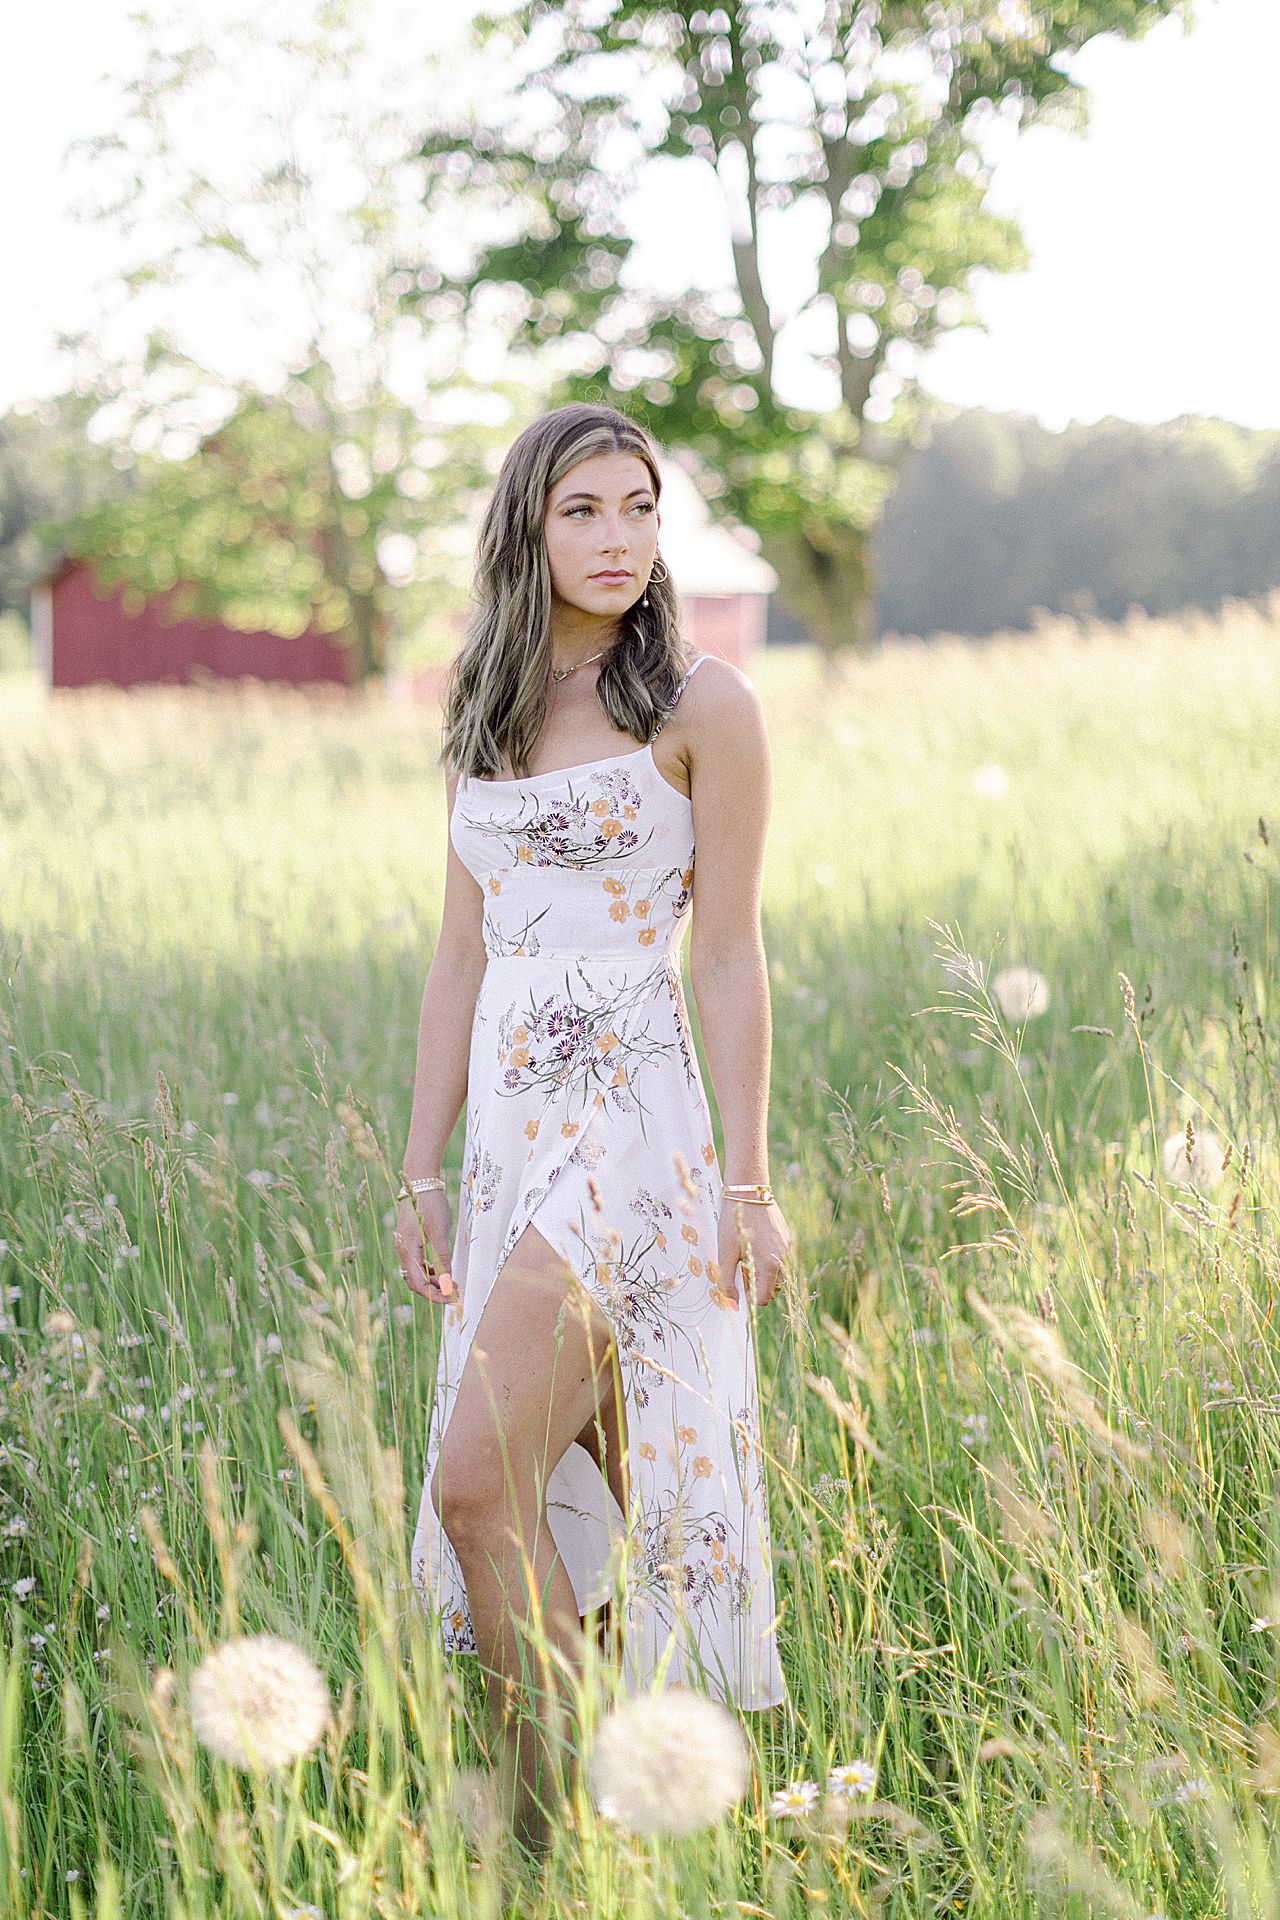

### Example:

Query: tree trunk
xmin=347 ymin=589 xmax=387 ymax=683
xmin=759 ymin=519 xmax=878 ymax=654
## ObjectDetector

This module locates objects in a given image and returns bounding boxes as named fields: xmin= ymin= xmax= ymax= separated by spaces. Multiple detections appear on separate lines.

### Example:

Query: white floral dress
xmin=409 ymin=654 xmax=789 ymax=1711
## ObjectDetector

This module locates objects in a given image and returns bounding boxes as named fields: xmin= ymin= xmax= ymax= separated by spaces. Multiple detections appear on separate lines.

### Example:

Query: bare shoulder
xmin=684 ymin=653 xmax=769 ymax=754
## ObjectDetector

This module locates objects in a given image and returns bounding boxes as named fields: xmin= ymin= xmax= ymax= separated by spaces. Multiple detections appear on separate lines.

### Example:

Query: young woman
xmin=398 ymin=402 xmax=792 ymax=1849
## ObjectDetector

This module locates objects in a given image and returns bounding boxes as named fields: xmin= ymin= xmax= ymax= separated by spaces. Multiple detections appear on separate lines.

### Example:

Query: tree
xmin=59 ymin=1 xmax=519 ymax=679
xmin=0 ymin=395 xmax=119 ymax=617
xmin=416 ymin=0 xmax=1191 ymax=651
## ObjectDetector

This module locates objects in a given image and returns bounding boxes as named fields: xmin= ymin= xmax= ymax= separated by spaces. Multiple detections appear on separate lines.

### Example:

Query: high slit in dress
xmin=409 ymin=653 xmax=789 ymax=1710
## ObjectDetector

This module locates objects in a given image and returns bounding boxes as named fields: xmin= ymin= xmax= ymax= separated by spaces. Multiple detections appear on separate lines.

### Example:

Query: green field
xmin=4 ymin=600 xmax=1280 ymax=1916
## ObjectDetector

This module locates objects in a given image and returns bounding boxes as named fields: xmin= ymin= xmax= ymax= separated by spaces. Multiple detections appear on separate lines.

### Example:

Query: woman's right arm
xmin=397 ymin=769 xmax=487 ymax=1303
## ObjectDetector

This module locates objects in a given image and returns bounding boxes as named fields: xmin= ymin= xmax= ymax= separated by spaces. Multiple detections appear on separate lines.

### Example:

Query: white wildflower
xmin=188 ymin=1633 xmax=331 ymax=1773
xmin=768 ymin=1779 xmax=821 ymax=1820
xmin=1172 ymin=1775 xmax=1211 ymax=1804
xmin=588 ymin=1686 xmax=750 ymax=1836
xmin=990 ymin=966 xmax=1051 ymax=1022
xmin=828 ymin=1759 xmax=877 ymax=1800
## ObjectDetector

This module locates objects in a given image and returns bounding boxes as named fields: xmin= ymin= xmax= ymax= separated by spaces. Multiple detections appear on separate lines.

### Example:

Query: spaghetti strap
xmin=652 ymin=653 xmax=709 ymax=738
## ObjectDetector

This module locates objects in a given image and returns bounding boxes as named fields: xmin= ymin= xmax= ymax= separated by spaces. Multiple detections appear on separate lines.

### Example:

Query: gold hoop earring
xmin=641 ymin=553 xmax=669 ymax=608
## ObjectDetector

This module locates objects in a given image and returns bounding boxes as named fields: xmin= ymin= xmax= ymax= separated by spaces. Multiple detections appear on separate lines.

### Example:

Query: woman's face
xmin=542 ymin=450 xmax=660 ymax=619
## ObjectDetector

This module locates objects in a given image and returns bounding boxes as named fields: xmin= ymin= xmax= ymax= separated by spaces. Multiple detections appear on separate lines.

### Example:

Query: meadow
xmin=3 ymin=595 xmax=1280 ymax=1916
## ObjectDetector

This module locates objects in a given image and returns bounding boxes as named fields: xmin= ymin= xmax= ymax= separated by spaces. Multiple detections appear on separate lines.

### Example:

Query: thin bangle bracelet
xmin=399 ymin=1175 xmax=446 ymax=1201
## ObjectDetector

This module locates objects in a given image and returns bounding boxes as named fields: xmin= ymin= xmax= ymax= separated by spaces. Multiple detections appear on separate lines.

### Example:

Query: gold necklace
xmin=550 ymin=645 xmax=608 ymax=683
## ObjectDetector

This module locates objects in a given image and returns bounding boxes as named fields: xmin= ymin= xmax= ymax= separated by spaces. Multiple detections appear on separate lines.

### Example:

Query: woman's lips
xmin=591 ymin=572 xmax=631 ymax=582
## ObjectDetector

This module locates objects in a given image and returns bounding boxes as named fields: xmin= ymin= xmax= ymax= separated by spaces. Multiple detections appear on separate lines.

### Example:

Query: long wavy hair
xmin=439 ymin=403 xmax=692 ymax=781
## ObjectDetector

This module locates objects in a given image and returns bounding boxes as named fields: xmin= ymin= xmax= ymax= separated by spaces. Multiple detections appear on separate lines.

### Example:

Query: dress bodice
xmin=450 ymin=739 xmax=695 ymax=965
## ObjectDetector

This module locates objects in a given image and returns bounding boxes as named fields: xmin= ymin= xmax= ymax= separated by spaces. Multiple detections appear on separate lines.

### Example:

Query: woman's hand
xmin=396 ymin=1189 xmax=457 ymax=1306
xmin=715 ymin=1195 xmax=792 ymax=1310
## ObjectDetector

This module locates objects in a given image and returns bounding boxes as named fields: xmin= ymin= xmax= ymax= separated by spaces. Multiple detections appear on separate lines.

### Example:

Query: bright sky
xmin=3 ymin=0 xmax=1275 ymax=433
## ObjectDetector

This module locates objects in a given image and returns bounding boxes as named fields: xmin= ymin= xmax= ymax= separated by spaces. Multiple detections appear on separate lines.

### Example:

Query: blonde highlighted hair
xmin=440 ymin=403 xmax=691 ymax=781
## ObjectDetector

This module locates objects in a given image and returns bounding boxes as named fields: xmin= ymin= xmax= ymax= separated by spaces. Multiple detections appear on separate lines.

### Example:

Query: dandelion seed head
xmin=990 ymin=965 xmax=1051 ymax=1022
xmin=188 ymin=1633 xmax=330 ymax=1773
xmin=588 ymin=1686 xmax=750 ymax=1836
xmin=971 ymin=763 xmax=1010 ymax=800
xmin=1161 ymin=1126 xmax=1227 ymax=1194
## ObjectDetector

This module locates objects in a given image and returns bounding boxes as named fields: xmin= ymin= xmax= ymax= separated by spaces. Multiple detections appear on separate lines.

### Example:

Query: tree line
xmin=9 ymin=394 xmax=1278 ymax=655
xmin=875 ymin=406 xmax=1280 ymax=638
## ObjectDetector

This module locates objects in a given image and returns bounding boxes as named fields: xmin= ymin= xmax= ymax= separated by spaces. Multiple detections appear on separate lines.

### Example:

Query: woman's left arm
xmin=685 ymin=662 xmax=792 ymax=1311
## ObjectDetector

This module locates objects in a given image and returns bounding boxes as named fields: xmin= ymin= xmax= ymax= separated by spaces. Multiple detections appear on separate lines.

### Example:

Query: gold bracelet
xmin=398 ymin=1175 xmax=446 ymax=1202
xmin=724 ymin=1183 xmax=774 ymax=1205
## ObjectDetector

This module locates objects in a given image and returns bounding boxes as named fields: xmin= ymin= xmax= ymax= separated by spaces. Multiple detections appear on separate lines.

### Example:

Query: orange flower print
xmin=612 ymin=1065 xmax=628 ymax=1086
xmin=597 ymin=1030 xmax=619 ymax=1053
xmin=591 ymin=798 xmax=611 ymax=818
xmin=713 ymin=1564 xmax=726 ymax=1584
xmin=634 ymin=898 xmax=650 ymax=917
xmin=510 ymin=1047 xmax=530 ymax=1068
xmin=681 ymin=867 xmax=694 ymax=887
xmin=561 ymin=1120 xmax=579 ymax=1137
xmin=517 ymin=846 xmax=532 ymax=862
xmin=678 ymin=1425 xmax=698 ymax=1444
xmin=656 ymin=1231 xmax=667 ymax=1250
xmin=706 ymin=1258 xmax=720 ymax=1281
xmin=610 ymin=900 xmax=630 ymax=922
xmin=693 ymin=1456 xmax=713 ymax=1477
xmin=637 ymin=927 xmax=657 ymax=945
xmin=689 ymin=1256 xmax=702 ymax=1276
xmin=524 ymin=1119 xmax=540 ymax=1140
xmin=488 ymin=876 xmax=503 ymax=894
xmin=603 ymin=876 xmax=626 ymax=896
xmin=709 ymin=1283 xmax=738 ymax=1310
xmin=711 ymin=1538 xmax=724 ymax=1560
xmin=513 ymin=1025 xmax=529 ymax=1044
xmin=623 ymin=803 xmax=637 ymax=820
xmin=639 ymin=1441 xmax=657 ymax=1460
xmin=601 ymin=818 xmax=622 ymax=839
xmin=702 ymin=1143 xmax=716 ymax=1165
xmin=682 ymin=1223 xmax=699 ymax=1244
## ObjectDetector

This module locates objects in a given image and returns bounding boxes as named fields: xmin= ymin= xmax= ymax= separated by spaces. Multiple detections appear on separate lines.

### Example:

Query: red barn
xmin=31 ymin=557 xmax=356 ymax=692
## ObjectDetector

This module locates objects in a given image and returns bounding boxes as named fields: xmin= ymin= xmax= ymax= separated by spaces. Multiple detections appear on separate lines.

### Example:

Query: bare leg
xmin=431 ymin=1223 xmax=627 ymax=1852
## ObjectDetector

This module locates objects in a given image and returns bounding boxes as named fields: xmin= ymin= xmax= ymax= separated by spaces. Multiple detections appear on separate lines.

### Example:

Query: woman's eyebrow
xmin=557 ymin=488 xmax=654 ymax=504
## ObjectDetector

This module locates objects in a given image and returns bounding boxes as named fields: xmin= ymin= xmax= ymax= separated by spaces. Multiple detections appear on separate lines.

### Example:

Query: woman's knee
xmin=430 ymin=1432 xmax=511 ymax=1543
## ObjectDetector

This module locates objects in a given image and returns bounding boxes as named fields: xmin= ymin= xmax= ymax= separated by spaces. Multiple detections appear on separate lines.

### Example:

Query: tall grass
xmin=3 ymin=598 xmax=1280 ymax=1914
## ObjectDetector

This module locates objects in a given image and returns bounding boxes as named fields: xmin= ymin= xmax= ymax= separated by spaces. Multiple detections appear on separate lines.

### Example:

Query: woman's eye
xmin=566 ymin=502 xmax=654 ymax=517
